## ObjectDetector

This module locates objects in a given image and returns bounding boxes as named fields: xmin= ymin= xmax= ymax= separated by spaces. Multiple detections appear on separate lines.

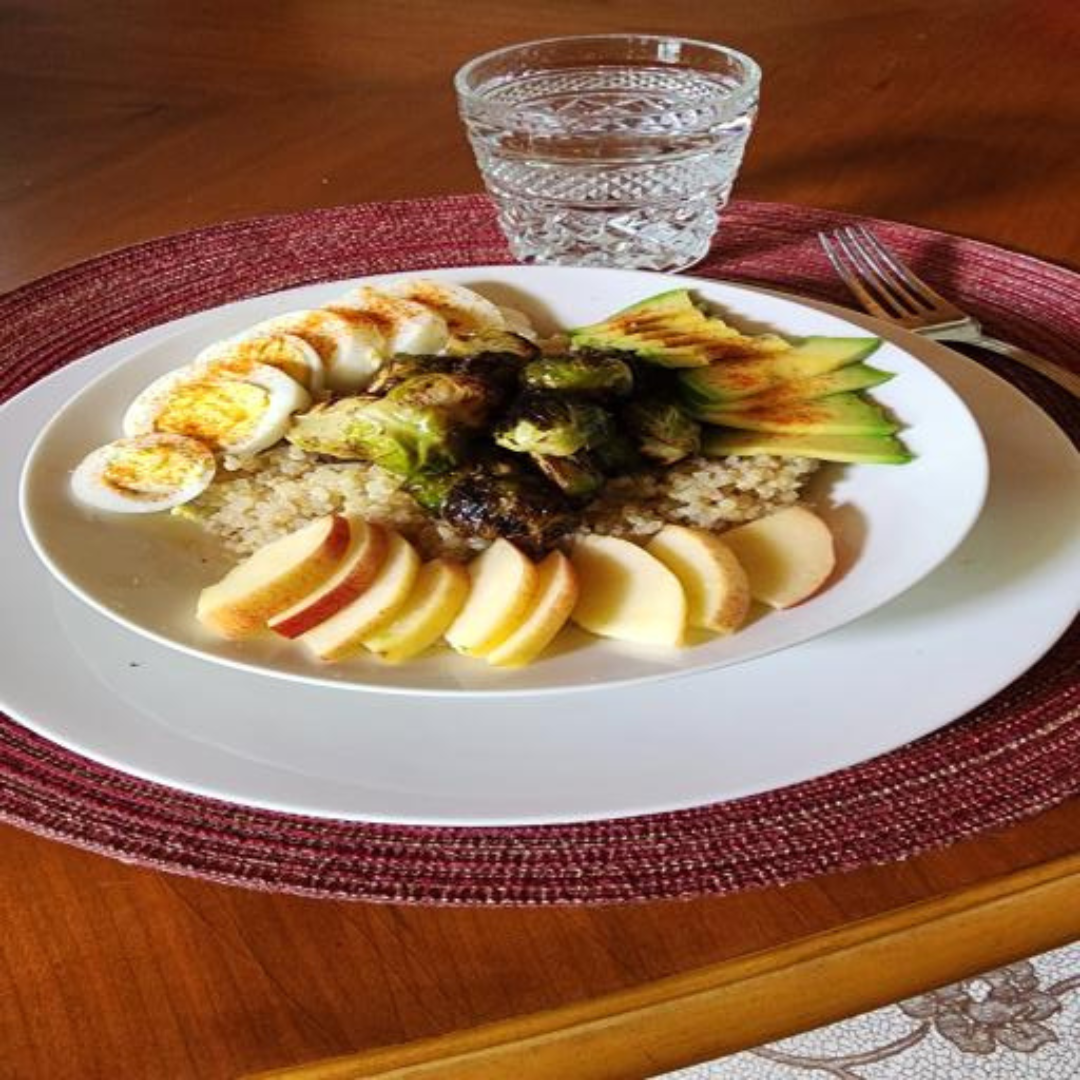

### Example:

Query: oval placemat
xmin=1 ymin=196 xmax=1077 ymax=905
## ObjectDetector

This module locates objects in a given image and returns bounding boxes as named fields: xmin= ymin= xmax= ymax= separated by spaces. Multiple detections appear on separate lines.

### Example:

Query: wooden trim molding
xmin=247 ymin=853 xmax=1080 ymax=1080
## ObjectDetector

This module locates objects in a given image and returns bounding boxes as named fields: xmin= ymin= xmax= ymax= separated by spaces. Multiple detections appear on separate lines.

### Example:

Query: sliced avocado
xmin=784 ymin=335 xmax=883 ymax=367
xmin=678 ymin=336 xmax=883 ymax=404
xmin=702 ymin=429 xmax=913 ymax=464
xmin=604 ymin=288 xmax=693 ymax=318
xmin=701 ymin=392 xmax=899 ymax=436
xmin=569 ymin=289 xmax=788 ymax=368
xmin=686 ymin=364 xmax=894 ymax=417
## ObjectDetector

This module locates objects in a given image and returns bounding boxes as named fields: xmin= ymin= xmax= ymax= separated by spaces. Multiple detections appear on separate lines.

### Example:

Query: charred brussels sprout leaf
xmin=367 ymin=354 xmax=455 ymax=395
xmin=387 ymin=372 xmax=502 ymax=429
xmin=440 ymin=465 xmax=578 ymax=556
xmin=286 ymin=395 xmax=461 ymax=476
xmin=622 ymin=399 xmax=701 ymax=465
xmin=403 ymin=470 xmax=458 ymax=513
xmin=521 ymin=354 xmax=633 ymax=398
xmin=591 ymin=430 xmax=643 ymax=474
xmin=446 ymin=330 xmax=540 ymax=361
xmin=494 ymin=394 xmax=615 ymax=458
xmin=531 ymin=452 xmax=606 ymax=502
xmin=370 ymin=352 xmax=519 ymax=411
xmin=448 ymin=353 xmax=522 ymax=406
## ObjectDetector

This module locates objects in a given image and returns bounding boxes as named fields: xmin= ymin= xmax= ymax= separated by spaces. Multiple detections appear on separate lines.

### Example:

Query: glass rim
xmin=454 ymin=33 xmax=761 ymax=109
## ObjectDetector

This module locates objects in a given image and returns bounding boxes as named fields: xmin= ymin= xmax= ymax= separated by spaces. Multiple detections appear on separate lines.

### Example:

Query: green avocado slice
xmin=685 ymin=363 xmax=894 ymax=417
xmin=678 ymin=337 xmax=883 ymax=404
xmin=702 ymin=429 xmax=913 ymax=464
xmin=700 ymin=392 xmax=899 ymax=435
xmin=569 ymin=289 xmax=788 ymax=368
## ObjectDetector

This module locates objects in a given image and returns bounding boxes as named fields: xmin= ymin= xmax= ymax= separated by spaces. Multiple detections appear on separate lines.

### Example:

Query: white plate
xmin=2 ymin=296 xmax=1076 ymax=825
xmin=18 ymin=267 xmax=988 ymax=695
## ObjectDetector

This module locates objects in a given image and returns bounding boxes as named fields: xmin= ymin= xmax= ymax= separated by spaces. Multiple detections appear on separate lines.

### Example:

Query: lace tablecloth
xmin=658 ymin=941 xmax=1080 ymax=1079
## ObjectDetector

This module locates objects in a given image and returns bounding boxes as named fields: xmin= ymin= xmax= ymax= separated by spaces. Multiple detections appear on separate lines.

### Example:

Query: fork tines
xmin=819 ymin=225 xmax=947 ymax=321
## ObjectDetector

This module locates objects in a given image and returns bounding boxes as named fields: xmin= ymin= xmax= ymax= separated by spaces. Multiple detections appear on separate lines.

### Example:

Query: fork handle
xmin=959 ymin=333 xmax=1080 ymax=398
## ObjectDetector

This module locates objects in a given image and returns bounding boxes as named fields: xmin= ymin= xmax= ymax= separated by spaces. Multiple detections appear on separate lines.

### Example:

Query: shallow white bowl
xmin=19 ymin=266 xmax=988 ymax=695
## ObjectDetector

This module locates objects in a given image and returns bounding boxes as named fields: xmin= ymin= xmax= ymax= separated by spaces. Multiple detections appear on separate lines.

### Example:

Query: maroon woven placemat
xmin=1 ymin=196 xmax=1077 ymax=905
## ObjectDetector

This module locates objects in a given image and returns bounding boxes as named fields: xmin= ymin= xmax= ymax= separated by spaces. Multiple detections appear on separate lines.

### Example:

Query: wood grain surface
xmin=1 ymin=2 xmax=1078 ymax=1079
xmin=245 ymin=852 xmax=1080 ymax=1079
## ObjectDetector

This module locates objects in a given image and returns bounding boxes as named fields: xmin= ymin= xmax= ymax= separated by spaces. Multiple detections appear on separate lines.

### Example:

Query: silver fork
xmin=818 ymin=225 xmax=1080 ymax=397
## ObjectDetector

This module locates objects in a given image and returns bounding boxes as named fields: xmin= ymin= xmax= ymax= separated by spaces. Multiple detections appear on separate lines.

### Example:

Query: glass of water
xmin=455 ymin=35 xmax=761 ymax=272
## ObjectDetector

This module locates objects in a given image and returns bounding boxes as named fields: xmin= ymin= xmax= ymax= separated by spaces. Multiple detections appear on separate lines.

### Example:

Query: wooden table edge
xmin=244 ymin=849 xmax=1080 ymax=1080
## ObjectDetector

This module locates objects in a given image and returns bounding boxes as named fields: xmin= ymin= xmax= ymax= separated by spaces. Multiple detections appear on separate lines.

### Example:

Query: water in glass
xmin=460 ymin=64 xmax=757 ymax=272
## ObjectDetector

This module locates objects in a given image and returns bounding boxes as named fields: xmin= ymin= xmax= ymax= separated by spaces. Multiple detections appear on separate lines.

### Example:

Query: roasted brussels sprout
xmin=402 ymin=470 xmax=458 ymax=513
xmin=387 ymin=372 xmax=502 ymax=429
xmin=286 ymin=395 xmax=461 ymax=476
xmin=521 ymin=354 xmax=633 ymax=398
xmin=591 ymin=430 xmax=643 ymax=474
xmin=369 ymin=350 xmax=520 ymax=409
xmin=366 ymin=354 xmax=455 ymax=395
xmin=418 ymin=457 xmax=577 ymax=555
xmin=445 ymin=479 xmax=575 ymax=554
xmin=494 ymin=394 xmax=614 ymax=458
xmin=445 ymin=330 xmax=540 ymax=362
xmin=622 ymin=399 xmax=701 ymax=465
xmin=448 ymin=353 xmax=522 ymax=405
xmin=531 ymin=452 xmax=606 ymax=502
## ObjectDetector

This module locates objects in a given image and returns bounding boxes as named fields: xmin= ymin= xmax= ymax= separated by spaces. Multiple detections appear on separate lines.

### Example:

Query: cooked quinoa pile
xmin=184 ymin=445 xmax=819 ymax=559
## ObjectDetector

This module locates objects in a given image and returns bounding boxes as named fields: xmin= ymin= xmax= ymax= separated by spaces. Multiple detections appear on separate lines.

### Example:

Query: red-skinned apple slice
xmin=196 ymin=514 xmax=350 ymax=639
xmin=300 ymin=531 xmax=421 ymax=662
xmin=268 ymin=518 xmax=388 ymax=639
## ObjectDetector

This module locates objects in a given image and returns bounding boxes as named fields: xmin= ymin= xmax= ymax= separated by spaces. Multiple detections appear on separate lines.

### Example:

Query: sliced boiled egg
xmin=196 ymin=333 xmax=326 ymax=395
xmin=328 ymin=285 xmax=449 ymax=356
xmin=122 ymin=361 xmax=310 ymax=457
xmin=234 ymin=310 xmax=383 ymax=393
xmin=71 ymin=433 xmax=216 ymax=513
xmin=379 ymin=279 xmax=507 ymax=338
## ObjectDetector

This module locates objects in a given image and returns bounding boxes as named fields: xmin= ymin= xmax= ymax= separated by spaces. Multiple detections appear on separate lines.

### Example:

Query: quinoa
xmin=185 ymin=445 xmax=820 ymax=559
xmin=582 ymin=455 xmax=819 ymax=540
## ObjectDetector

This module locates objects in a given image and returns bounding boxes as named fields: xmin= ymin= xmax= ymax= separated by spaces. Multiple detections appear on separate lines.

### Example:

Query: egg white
xmin=330 ymin=285 xmax=449 ymax=356
xmin=380 ymin=279 xmax=508 ymax=338
xmin=71 ymin=433 xmax=216 ymax=513
xmin=245 ymin=308 xmax=387 ymax=393
xmin=197 ymin=333 xmax=326 ymax=395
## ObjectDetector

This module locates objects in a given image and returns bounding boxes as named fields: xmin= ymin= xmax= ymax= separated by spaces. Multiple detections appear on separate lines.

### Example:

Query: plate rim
xmin=3 ymin=302 xmax=1076 ymax=825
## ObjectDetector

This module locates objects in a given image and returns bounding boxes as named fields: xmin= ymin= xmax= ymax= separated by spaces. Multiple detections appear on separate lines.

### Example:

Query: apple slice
xmin=268 ymin=518 xmax=388 ymax=639
xmin=300 ymin=531 xmax=421 ymax=661
xmin=569 ymin=535 xmax=686 ymax=647
xmin=646 ymin=525 xmax=751 ymax=635
xmin=720 ymin=506 xmax=836 ymax=609
xmin=363 ymin=558 xmax=470 ymax=663
xmin=196 ymin=514 xmax=350 ymax=639
xmin=487 ymin=551 xmax=579 ymax=668
xmin=444 ymin=538 xmax=539 ymax=656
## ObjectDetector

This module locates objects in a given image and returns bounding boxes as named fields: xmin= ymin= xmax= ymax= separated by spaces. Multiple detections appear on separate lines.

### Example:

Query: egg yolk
xmin=265 ymin=315 xmax=339 ymax=364
xmin=206 ymin=339 xmax=311 ymax=387
xmin=154 ymin=380 xmax=268 ymax=446
xmin=103 ymin=443 xmax=205 ymax=496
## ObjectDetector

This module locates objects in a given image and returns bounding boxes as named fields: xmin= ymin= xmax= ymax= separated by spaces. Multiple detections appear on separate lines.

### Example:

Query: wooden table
xmin=2 ymin=3 xmax=1077 ymax=1078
